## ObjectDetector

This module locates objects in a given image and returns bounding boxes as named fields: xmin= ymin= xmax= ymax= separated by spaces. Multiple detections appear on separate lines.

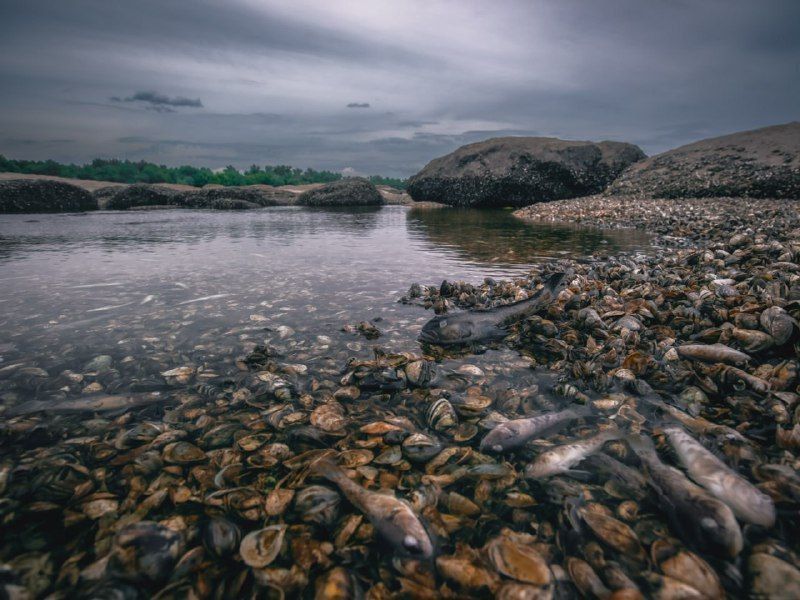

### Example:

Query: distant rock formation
xmin=607 ymin=122 xmax=800 ymax=199
xmin=407 ymin=137 xmax=645 ymax=208
xmin=179 ymin=186 xmax=294 ymax=208
xmin=0 ymin=179 xmax=97 ymax=213
xmin=297 ymin=178 xmax=384 ymax=207
xmin=104 ymin=184 xmax=181 ymax=210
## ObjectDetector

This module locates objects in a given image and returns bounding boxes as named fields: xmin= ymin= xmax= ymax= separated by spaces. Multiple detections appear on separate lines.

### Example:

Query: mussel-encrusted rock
xmin=407 ymin=136 xmax=645 ymax=208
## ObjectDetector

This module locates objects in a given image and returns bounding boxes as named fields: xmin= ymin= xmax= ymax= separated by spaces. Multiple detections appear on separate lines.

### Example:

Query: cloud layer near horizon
xmin=0 ymin=0 xmax=798 ymax=176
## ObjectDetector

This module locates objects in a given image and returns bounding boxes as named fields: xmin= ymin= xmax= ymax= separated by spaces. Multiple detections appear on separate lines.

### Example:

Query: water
xmin=0 ymin=206 xmax=650 ymax=406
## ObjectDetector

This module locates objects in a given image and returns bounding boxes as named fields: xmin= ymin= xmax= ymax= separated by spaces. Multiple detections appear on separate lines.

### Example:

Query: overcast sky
xmin=0 ymin=0 xmax=798 ymax=176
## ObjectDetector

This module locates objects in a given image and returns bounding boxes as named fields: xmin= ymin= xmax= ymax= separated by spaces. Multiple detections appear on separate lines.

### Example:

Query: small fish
xmin=5 ymin=394 xmax=164 ymax=417
xmin=641 ymin=396 xmax=749 ymax=445
xmin=662 ymin=425 xmax=775 ymax=527
xmin=582 ymin=452 xmax=647 ymax=499
xmin=676 ymin=343 xmax=750 ymax=366
xmin=627 ymin=435 xmax=743 ymax=558
xmin=524 ymin=429 xmax=622 ymax=479
xmin=177 ymin=293 xmax=230 ymax=305
xmin=480 ymin=405 xmax=592 ymax=454
xmin=140 ymin=295 xmax=155 ymax=305
xmin=312 ymin=457 xmax=434 ymax=559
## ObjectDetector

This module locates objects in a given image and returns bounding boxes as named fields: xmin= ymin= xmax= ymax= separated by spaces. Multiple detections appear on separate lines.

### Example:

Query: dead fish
xmin=627 ymin=435 xmax=743 ymax=558
xmin=480 ymin=405 xmax=592 ymax=454
xmin=676 ymin=343 xmax=750 ymax=366
xmin=311 ymin=457 xmax=434 ymax=559
xmin=6 ymin=393 xmax=165 ymax=417
xmin=662 ymin=425 xmax=775 ymax=527
xmin=641 ymin=396 xmax=749 ymax=445
xmin=419 ymin=272 xmax=566 ymax=346
xmin=524 ymin=429 xmax=622 ymax=479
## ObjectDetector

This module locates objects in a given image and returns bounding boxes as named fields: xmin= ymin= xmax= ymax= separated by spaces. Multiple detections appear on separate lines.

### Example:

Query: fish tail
xmin=625 ymin=433 xmax=657 ymax=458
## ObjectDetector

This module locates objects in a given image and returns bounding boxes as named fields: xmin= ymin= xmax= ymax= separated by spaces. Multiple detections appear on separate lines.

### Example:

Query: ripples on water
xmin=0 ymin=206 xmax=651 ymax=404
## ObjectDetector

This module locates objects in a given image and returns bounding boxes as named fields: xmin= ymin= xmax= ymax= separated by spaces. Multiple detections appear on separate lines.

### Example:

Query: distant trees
xmin=0 ymin=156 xmax=407 ymax=188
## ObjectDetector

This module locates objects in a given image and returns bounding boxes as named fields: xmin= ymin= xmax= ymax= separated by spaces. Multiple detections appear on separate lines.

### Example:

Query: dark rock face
xmin=607 ymin=122 xmax=800 ymax=199
xmin=180 ymin=186 xmax=293 ymax=208
xmin=407 ymin=137 xmax=645 ymax=208
xmin=105 ymin=184 xmax=181 ymax=210
xmin=0 ymin=179 xmax=97 ymax=213
xmin=297 ymin=178 xmax=383 ymax=207
xmin=92 ymin=185 xmax=126 ymax=210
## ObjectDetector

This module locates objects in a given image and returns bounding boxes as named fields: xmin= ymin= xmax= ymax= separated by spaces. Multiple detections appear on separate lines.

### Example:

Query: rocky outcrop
xmin=92 ymin=185 xmax=126 ymax=209
xmin=297 ymin=178 xmax=384 ymax=207
xmin=179 ymin=186 xmax=293 ymax=208
xmin=102 ymin=184 xmax=297 ymax=210
xmin=104 ymin=184 xmax=181 ymax=210
xmin=0 ymin=179 xmax=97 ymax=213
xmin=407 ymin=137 xmax=645 ymax=208
xmin=607 ymin=122 xmax=800 ymax=199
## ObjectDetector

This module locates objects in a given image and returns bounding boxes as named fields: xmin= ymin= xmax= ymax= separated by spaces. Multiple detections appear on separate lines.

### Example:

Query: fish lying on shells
xmin=524 ymin=428 xmax=622 ymax=479
xmin=479 ymin=405 xmax=592 ymax=454
xmin=311 ymin=457 xmax=435 ymax=559
xmin=418 ymin=271 xmax=566 ymax=346
xmin=627 ymin=434 xmax=743 ymax=558
xmin=662 ymin=424 xmax=776 ymax=527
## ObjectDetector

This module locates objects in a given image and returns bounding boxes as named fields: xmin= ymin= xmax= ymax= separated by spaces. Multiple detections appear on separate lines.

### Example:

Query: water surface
xmin=0 ymin=206 xmax=651 ymax=405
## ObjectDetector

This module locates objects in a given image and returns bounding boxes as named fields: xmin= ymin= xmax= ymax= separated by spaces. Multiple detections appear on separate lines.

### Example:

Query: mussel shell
xmin=401 ymin=433 xmax=443 ymax=463
xmin=405 ymin=360 xmax=434 ymax=388
xmin=426 ymin=397 xmax=458 ymax=431
xmin=203 ymin=517 xmax=241 ymax=558
xmin=294 ymin=485 xmax=341 ymax=527
xmin=162 ymin=441 xmax=206 ymax=465
xmin=239 ymin=524 xmax=286 ymax=568
xmin=485 ymin=531 xmax=551 ymax=585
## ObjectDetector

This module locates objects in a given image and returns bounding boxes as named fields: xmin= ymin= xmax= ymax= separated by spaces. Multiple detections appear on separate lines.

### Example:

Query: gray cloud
xmin=346 ymin=103 xmax=370 ymax=109
xmin=0 ymin=0 xmax=797 ymax=176
xmin=111 ymin=91 xmax=203 ymax=108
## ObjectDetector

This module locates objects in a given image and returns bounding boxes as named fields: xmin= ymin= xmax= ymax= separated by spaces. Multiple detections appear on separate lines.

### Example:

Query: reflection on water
xmin=0 ymin=206 xmax=651 ymax=404
xmin=406 ymin=207 xmax=651 ymax=267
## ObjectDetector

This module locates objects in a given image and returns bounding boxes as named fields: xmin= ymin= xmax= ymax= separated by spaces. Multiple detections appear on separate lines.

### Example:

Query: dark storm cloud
xmin=112 ymin=92 xmax=203 ymax=108
xmin=0 ymin=0 xmax=797 ymax=176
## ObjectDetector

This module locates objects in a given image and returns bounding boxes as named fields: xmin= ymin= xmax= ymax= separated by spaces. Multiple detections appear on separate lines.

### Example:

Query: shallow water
xmin=0 ymin=206 xmax=650 ymax=405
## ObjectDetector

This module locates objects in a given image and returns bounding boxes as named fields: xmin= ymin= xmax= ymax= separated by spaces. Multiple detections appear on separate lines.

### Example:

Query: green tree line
xmin=0 ymin=156 xmax=407 ymax=189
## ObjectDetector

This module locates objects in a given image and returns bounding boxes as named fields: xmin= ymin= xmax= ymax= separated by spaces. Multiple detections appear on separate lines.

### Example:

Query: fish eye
xmin=403 ymin=535 xmax=421 ymax=552
xmin=700 ymin=517 xmax=718 ymax=531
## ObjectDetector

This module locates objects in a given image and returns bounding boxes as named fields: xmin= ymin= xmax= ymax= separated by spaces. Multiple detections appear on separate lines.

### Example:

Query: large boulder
xmin=297 ymin=178 xmax=383 ymax=207
xmin=407 ymin=137 xmax=645 ymax=208
xmin=180 ymin=186 xmax=295 ymax=208
xmin=607 ymin=122 xmax=800 ymax=199
xmin=0 ymin=179 xmax=97 ymax=213
xmin=105 ymin=184 xmax=181 ymax=210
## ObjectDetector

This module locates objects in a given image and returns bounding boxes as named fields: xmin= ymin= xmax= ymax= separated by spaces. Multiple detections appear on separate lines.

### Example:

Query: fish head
xmin=419 ymin=315 xmax=474 ymax=345
xmin=696 ymin=507 xmax=744 ymax=558
xmin=385 ymin=505 xmax=435 ymax=559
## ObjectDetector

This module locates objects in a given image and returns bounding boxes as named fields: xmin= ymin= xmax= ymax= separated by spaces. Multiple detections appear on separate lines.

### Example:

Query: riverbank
xmin=1 ymin=199 xmax=799 ymax=597
xmin=0 ymin=173 xmax=417 ymax=212
xmin=514 ymin=194 xmax=800 ymax=247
